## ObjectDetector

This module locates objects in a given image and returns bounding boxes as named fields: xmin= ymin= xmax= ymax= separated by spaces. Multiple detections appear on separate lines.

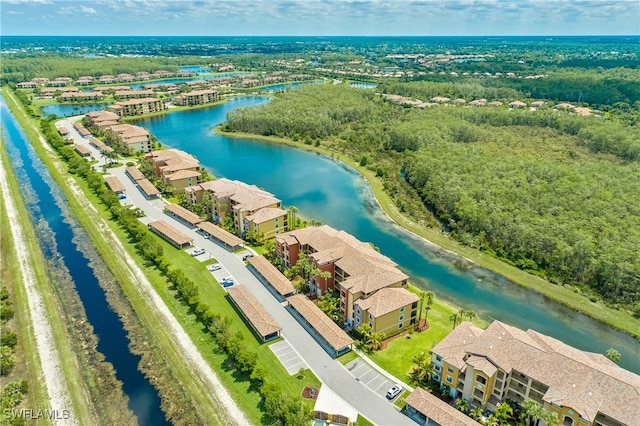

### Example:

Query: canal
xmin=135 ymin=96 xmax=640 ymax=373
xmin=1 ymin=97 xmax=169 ymax=425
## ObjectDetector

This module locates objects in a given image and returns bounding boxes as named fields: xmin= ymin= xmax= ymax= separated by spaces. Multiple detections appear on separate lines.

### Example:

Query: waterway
xmin=1 ymin=97 xmax=169 ymax=425
xmin=135 ymin=96 xmax=640 ymax=374
xmin=41 ymin=102 xmax=112 ymax=117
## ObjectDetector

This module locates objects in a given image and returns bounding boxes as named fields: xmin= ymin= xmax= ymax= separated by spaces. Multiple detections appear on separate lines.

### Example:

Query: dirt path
xmin=0 ymin=147 xmax=79 ymax=426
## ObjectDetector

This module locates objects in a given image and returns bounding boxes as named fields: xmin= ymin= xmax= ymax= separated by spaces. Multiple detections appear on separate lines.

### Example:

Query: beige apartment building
xmin=107 ymin=97 xmax=165 ymax=117
xmin=276 ymin=225 xmax=415 ymax=333
xmin=173 ymin=89 xmax=221 ymax=106
xmin=431 ymin=320 xmax=640 ymax=426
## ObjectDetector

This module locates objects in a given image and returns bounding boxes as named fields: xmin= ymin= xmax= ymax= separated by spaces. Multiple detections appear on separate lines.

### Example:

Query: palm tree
xmin=449 ymin=312 xmax=461 ymax=329
xmin=520 ymin=400 xmax=545 ymax=426
xmin=605 ymin=348 xmax=621 ymax=363
xmin=287 ymin=205 xmax=298 ymax=230
xmin=423 ymin=291 xmax=435 ymax=322
xmin=455 ymin=398 xmax=470 ymax=414
xmin=490 ymin=401 xmax=514 ymax=426
xmin=470 ymin=407 xmax=483 ymax=422
xmin=464 ymin=309 xmax=477 ymax=322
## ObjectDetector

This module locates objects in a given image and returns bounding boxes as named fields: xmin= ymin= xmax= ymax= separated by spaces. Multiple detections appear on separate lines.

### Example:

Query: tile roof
xmin=277 ymin=225 xmax=408 ymax=294
xmin=434 ymin=320 xmax=640 ymax=425
xmin=405 ymin=387 xmax=482 ymax=426
xmin=104 ymin=176 xmax=125 ymax=193
xmin=226 ymin=285 xmax=281 ymax=338
xmin=287 ymin=294 xmax=353 ymax=351
xmin=247 ymin=255 xmax=295 ymax=297
xmin=149 ymin=220 xmax=192 ymax=246
xmin=354 ymin=287 xmax=418 ymax=318
xmin=201 ymin=178 xmax=280 ymax=213
xmin=125 ymin=166 xmax=145 ymax=181
xmin=164 ymin=203 xmax=203 ymax=227
xmin=245 ymin=207 xmax=287 ymax=224
xmin=137 ymin=178 xmax=160 ymax=197
xmin=196 ymin=221 xmax=243 ymax=248
xmin=164 ymin=169 xmax=201 ymax=181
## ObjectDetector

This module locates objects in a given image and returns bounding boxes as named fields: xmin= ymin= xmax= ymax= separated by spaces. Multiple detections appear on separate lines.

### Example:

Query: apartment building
xmin=107 ymin=124 xmax=152 ymax=153
xmin=276 ymin=225 xmax=414 ymax=332
xmin=85 ymin=111 xmax=120 ymax=129
xmin=173 ymin=89 xmax=221 ymax=106
xmin=114 ymin=90 xmax=155 ymax=99
xmin=185 ymin=178 xmax=287 ymax=238
xmin=107 ymin=97 xmax=165 ymax=117
xmin=431 ymin=320 xmax=640 ymax=426
xmin=143 ymin=149 xmax=202 ymax=192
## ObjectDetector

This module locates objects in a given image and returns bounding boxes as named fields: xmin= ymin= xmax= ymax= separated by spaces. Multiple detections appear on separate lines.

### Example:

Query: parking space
xmin=345 ymin=358 xmax=399 ymax=399
xmin=269 ymin=340 xmax=307 ymax=375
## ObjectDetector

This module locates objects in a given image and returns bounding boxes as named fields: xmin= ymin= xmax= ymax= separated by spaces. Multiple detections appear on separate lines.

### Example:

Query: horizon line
xmin=3 ymin=34 xmax=639 ymax=38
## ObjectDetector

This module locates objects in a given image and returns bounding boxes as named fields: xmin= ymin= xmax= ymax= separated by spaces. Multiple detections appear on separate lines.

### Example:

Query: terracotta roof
xmin=435 ymin=321 xmax=640 ymax=425
xmin=354 ymin=287 xmax=418 ymax=317
xmin=405 ymin=387 xmax=482 ymax=426
xmin=164 ymin=203 xmax=203 ymax=227
xmin=245 ymin=207 xmax=287 ymax=224
xmin=104 ymin=176 xmax=125 ymax=193
xmin=196 ymin=221 xmax=243 ymax=247
xmin=149 ymin=220 xmax=192 ymax=246
xmin=137 ymin=178 xmax=160 ymax=197
xmin=247 ymin=255 xmax=295 ymax=296
xmin=73 ymin=144 xmax=91 ymax=155
xmin=125 ymin=166 xmax=145 ymax=181
xmin=287 ymin=294 xmax=353 ymax=350
xmin=163 ymin=169 xmax=200 ymax=181
xmin=226 ymin=285 xmax=281 ymax=338
xmin=200 ymin=178 xmax=280 ymax=213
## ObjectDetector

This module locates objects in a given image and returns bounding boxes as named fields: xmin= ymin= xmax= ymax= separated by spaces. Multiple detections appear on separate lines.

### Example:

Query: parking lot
xmin=269 ymin=340 xmax=307 ymax=375
xmin=345 ymin=358 xmax=402 ymax=400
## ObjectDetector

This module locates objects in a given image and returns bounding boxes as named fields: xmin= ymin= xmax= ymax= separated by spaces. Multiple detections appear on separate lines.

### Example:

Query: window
xmin=399 ymin=315 xmax=404 ymax=321
xmin=369 ymin=322 xmax=373 ymax=328
xmin=447 ymin=367 xmax=454 ymax=374
xmin=434 ymin=365 xmax=442 ymax=372
xmin=435 ymin=355 xmax=442 ymax=362
xmin=446 ymin=376 xmax=453 ymax=384
xmin=399 ymin=306 xmax=405 ymax=313
xmin=369 ymin=313 xmax=374 ymax=320
xmin=476 ymin=375 xmax=487 ymax=385
xmin=398 ymin=323 xmax=404 ymax=329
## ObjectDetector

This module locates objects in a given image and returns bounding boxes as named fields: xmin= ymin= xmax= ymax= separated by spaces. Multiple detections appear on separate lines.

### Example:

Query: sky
xmin=1 ymin=0 xmax=639 ymax=36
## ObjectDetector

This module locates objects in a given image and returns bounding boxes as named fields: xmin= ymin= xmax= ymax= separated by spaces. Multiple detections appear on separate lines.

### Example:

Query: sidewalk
xmin=354 ymin=347 xmax=415 ymax=393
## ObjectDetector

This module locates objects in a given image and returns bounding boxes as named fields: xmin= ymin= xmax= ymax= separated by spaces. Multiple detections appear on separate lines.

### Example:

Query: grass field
xmin=368 ymin=284 xmax=479 ymax=384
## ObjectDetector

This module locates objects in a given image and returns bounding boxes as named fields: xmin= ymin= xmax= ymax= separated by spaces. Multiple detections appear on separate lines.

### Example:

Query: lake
xmin=134 ymin=96 xmax=640 ymax=374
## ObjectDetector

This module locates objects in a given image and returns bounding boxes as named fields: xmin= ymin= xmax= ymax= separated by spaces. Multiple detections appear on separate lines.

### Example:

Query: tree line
xmin=225 ymin=84 xmax=640 ymax=314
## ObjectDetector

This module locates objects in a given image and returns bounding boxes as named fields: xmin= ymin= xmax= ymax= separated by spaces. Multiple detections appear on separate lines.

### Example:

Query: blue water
xmin=178 ymin=65 xmax=210 ymax=74
xmin=41 ymin=103 xmax=112 ymax=118
xmin=1 ymin=97 xmax=169 ymax=425
xmin=259 ymin=80 xmax=325 ymax=92
xmin=130 ymin=73 xmax=252 ymax=90
xmin=135 ymin=96 xmax=640 ymax=374
xmin=350 ymin=82 xmax=377 ymax=88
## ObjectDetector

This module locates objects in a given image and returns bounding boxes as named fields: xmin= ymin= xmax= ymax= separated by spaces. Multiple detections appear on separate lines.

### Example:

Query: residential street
xmin=60 ymin=117 xmax=415 ymax=426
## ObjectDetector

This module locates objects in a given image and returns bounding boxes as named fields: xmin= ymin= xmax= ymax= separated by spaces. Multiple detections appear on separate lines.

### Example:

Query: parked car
xmin=191 ymin=248 xmax=205 ymax=256
xmin=386 ymin=385 xmax=402 ymax=400
xmin=242 ymin=253 xmax=253 ymax=261
xmin=221 ymin=277 xmax=234 ymax=287
xmin=208 ymin=263 xmax=221 ymax=271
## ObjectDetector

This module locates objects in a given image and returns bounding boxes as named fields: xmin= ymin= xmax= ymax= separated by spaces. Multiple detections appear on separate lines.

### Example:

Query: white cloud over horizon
xmin=1 ymin=0 xmax=639 ymax=36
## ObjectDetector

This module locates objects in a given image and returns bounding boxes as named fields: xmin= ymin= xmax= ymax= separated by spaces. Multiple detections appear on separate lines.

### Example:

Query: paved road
xmin=60 ymin=118 xmax=415 ymax=426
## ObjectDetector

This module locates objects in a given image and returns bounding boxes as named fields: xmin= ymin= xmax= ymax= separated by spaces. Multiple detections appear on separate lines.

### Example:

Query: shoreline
xmin=215 ymin=127 xmax=640 ymax=339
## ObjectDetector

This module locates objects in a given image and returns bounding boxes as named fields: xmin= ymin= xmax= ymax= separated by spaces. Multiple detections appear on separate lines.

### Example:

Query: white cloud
xmin=80 ymin=5 xmax=97 ymax=14
xmin=3 ymin=0 xmax=51 ymax=4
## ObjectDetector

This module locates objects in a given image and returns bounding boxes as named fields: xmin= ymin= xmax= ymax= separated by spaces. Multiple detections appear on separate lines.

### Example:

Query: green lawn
xmin=369 ymin=284 xmax=485 ymax=384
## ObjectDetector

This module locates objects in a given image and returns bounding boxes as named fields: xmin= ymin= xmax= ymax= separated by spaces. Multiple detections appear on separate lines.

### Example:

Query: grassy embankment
xmin=215 ymin=128 xmax=640 ymax=339
xmin=0 ymin=138 xmax=95 ymax=424
xmin=4 ymin=87 xmax=321 ymax=424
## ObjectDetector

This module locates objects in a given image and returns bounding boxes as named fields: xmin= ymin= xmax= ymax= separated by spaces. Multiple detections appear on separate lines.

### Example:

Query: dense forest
xmin=224 ymin=84 xmax=640 ymax=312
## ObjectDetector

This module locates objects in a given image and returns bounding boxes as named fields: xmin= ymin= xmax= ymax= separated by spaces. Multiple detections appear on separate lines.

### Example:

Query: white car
xmin=386 ymin=385 xmax=402 ymax=400
xmin=191 ymin=248 xmax=205 ymax=256
xmin=208 ymin=263 xmax=221 ymax=271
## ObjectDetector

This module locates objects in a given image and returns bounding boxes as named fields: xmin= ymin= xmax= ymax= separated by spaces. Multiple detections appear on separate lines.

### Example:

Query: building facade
xmin=431 ymin=321 xmax=640 ymax=426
